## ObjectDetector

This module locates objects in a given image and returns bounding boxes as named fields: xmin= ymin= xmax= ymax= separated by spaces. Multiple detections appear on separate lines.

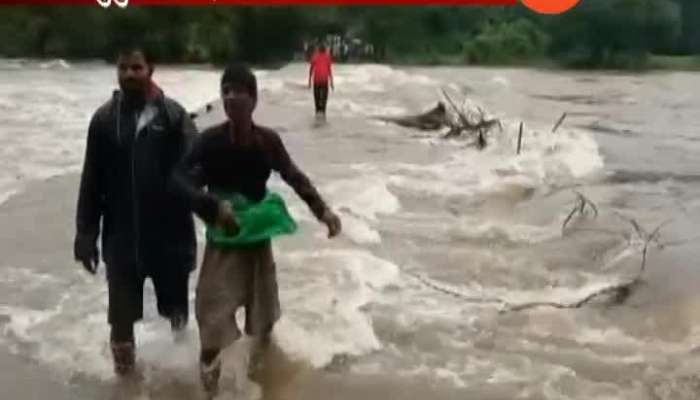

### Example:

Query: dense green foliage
xmin=0 ymin=1 xmax=697 ymax=68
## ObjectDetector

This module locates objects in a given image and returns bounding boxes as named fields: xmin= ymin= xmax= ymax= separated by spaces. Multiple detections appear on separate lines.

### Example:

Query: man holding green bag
xmin=172 ymin=64 xmax=341 ymax=397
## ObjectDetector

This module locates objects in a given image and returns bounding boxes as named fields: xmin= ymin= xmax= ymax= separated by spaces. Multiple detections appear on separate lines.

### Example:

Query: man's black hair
xmin=115 ymin=43 xmax=154 ymax=66
xmin=221 ymin=63 xmax=257 ymax=100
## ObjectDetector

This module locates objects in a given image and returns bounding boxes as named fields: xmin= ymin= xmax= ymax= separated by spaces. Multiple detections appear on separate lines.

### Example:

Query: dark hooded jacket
xmin=75 ymin=86 xmax=198 ymax=275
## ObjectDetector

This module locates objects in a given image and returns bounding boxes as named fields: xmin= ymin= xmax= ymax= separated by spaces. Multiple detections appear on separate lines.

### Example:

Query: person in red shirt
xmin=308 ymin=43 xmax=334 ymax=116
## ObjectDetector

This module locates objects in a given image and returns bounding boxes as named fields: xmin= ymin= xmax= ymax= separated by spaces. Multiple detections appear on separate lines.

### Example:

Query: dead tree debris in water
xmin=376 ymin=93 xmax=572 ymax=152
xmin=517 ymin=122 xmax=524 ymax=155
xmin=402 ymin=268 xmax=505 ymax=306
xmin=613 ymin=213 xmax=671 ymax=274
xmin=552 ymin=112 xmax=568 ymax=133
xmin=502 ymin=216 xmax=669 ymax=313
xmin=373 ymin=102 xmax=449 ymax=131
xmin=402 ymin=193 xmax=679 ymax=315
xmin=373 ymin=89 xmax=502 ymax=149
xmin=440 ymin=89 xmax=503 ymax=147
xmin=561 ymin=191 xmax=599 ymax=232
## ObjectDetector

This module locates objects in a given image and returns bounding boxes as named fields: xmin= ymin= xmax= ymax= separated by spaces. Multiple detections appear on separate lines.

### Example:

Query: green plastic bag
xmin=205 ymin=191 xmax=297 ymax=248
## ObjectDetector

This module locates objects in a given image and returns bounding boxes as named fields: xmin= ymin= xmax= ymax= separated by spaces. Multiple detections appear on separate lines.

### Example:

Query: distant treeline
xmin=0 ymin=1 xmax=698 ymax=69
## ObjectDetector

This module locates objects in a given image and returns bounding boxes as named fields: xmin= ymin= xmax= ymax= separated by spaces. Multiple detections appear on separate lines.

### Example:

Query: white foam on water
xmin=334 ymin=213 xmax=383 ymax=244
xmin=0 ymin=58 xmax=29 ymax=70
xmin=0 ymin=266 xmax=63 ymax=287
xmin=319 ymin=174 xmax=400 ymax=244
xmin=328 ymin=98 xmax=407 ymax=117
xmin=323 ymin=175 xmax=400 ymax=222
xmin=0 ymin=96 xmax=15 ymax=109
xmin=39 ymin=59 xmax=71 ymax=70
xmin=384 ymin=119 xmax=604 ymax=199
xmin=334 ymin=64 xmax=438 ymax=90
xmin=0 ymin=266 xmax=116 ymax=380
xmin=396 ymin=364 xmax=468 ymax=388
xmin=0 ymin=267 xmax=201 ymax=381
xmin=0 ymin=188 xmax=18 ymax=207
xmin=153 ymin=67 xmax=222 ymax=112
xmin=447 ymin=216 xmax=561 ymax=244
xmin=621 ymin=96 xmax=638 ymax=105
xmin=257 ymin=77 xmax=286 ymax=94
xmin=0 ymin=248 xmax=400 ymax=381
xmin=274 ymin=249 xmax=400 ymax=368
xmin=317 ymin=64 xmax=440 ymax=117
xmin=137 ymin=321 xmax=200 ymax=375
xmin=491 ymin=76 xmax=510 ymax=87
xmin=0 ymin=301 xmax=115 ymax=380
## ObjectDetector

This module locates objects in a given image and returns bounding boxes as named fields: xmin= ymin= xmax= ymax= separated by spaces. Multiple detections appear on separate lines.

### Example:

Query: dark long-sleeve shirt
xmin=173 ymin=122 xmax=329 ymax=225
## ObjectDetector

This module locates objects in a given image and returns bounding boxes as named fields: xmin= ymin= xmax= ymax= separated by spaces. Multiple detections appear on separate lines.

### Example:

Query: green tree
xmin=546 ymin=0 xmax=681 ymax=68
xmin=0 ymin=3 xmax=694 ymax=68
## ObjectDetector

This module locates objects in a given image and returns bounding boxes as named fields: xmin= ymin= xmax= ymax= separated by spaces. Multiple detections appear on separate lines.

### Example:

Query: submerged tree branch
xmin=404 ymin=194 xmax=677 ymax=315
xmin=562 ymin=191 xmax=599 ymax=232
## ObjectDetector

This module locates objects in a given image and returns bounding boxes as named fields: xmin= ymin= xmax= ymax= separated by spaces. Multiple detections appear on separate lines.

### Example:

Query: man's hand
xmin=74 ymin=234 xmax=99 ymax=274
xmin=330 ymin=81 xmax=335 ymax=91
xmin=321 ymin=209 xmax=342 ymax=238
xmin=217 ymin=201 xmax=240 ymax=235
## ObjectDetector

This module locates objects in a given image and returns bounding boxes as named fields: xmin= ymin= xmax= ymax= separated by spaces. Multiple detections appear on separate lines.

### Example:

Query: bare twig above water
xmin=614 ymin=212 xmax=670 ymax=247
xmin=562 ymin=191 xmax=599 ymax=232
xmin=517 ymin=122 xmax=524 ymax=155
xmin=440 ymin=88 xmax=469 ymax=127
xmin=440 ymin=89 xmax=503 ymax=145
xmin=575 ymin=191 xmax=599 ymax=216
xmin=552 ymin=112 xmax=568 ymax=133
xmin=613 ymin=211 xmax=645 ymax=240
xmin=614 ymin=215 xmax=671 ymax=274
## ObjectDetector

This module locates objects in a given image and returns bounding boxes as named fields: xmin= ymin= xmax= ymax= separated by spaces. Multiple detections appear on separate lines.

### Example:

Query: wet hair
xmin=221 ymin=63 xmax=257 ymax=100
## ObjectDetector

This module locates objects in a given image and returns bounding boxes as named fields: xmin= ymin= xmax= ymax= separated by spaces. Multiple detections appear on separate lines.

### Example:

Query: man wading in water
xmin=74 ymin=45 xmax=198 ymax=376
xmin=173 ymin=64 xmax=341 ymax=398
xmin=308 ymin=42 xmax=334 ymax=118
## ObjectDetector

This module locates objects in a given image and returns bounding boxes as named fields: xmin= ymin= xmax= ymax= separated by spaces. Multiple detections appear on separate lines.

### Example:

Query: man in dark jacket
xmin=74 ymin=45 xmax=197 ymax=376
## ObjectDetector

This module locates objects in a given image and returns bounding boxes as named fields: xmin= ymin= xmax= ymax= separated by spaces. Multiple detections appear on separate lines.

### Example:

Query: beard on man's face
xmin=119 ymin=77 xmax=149 ymax=96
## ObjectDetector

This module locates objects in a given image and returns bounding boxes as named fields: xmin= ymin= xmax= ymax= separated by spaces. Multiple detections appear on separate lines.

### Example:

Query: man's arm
xmin=308 ymin=57 xmax=315 ymax=88
xmin=167 ymin=106 xmax=200 ymax=203
xmin=170 ymin=134 xmax=220 ymax=225
xmin=328 ymin=55 xmax=334 ymax=90
xmin=269 ymin=132 xmax=328 ymax=220
xmin=309 ymin=60 xmax=314 ymax=88
xmin=76 ymin=113 xmax=103 ymax=239
xmin=75 ymin=113 xmax=103 ymax=272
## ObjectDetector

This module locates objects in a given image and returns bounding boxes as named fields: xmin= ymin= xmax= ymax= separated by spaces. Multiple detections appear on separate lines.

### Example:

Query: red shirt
xmin=310 ymin=51 xmax=332 ymax=85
